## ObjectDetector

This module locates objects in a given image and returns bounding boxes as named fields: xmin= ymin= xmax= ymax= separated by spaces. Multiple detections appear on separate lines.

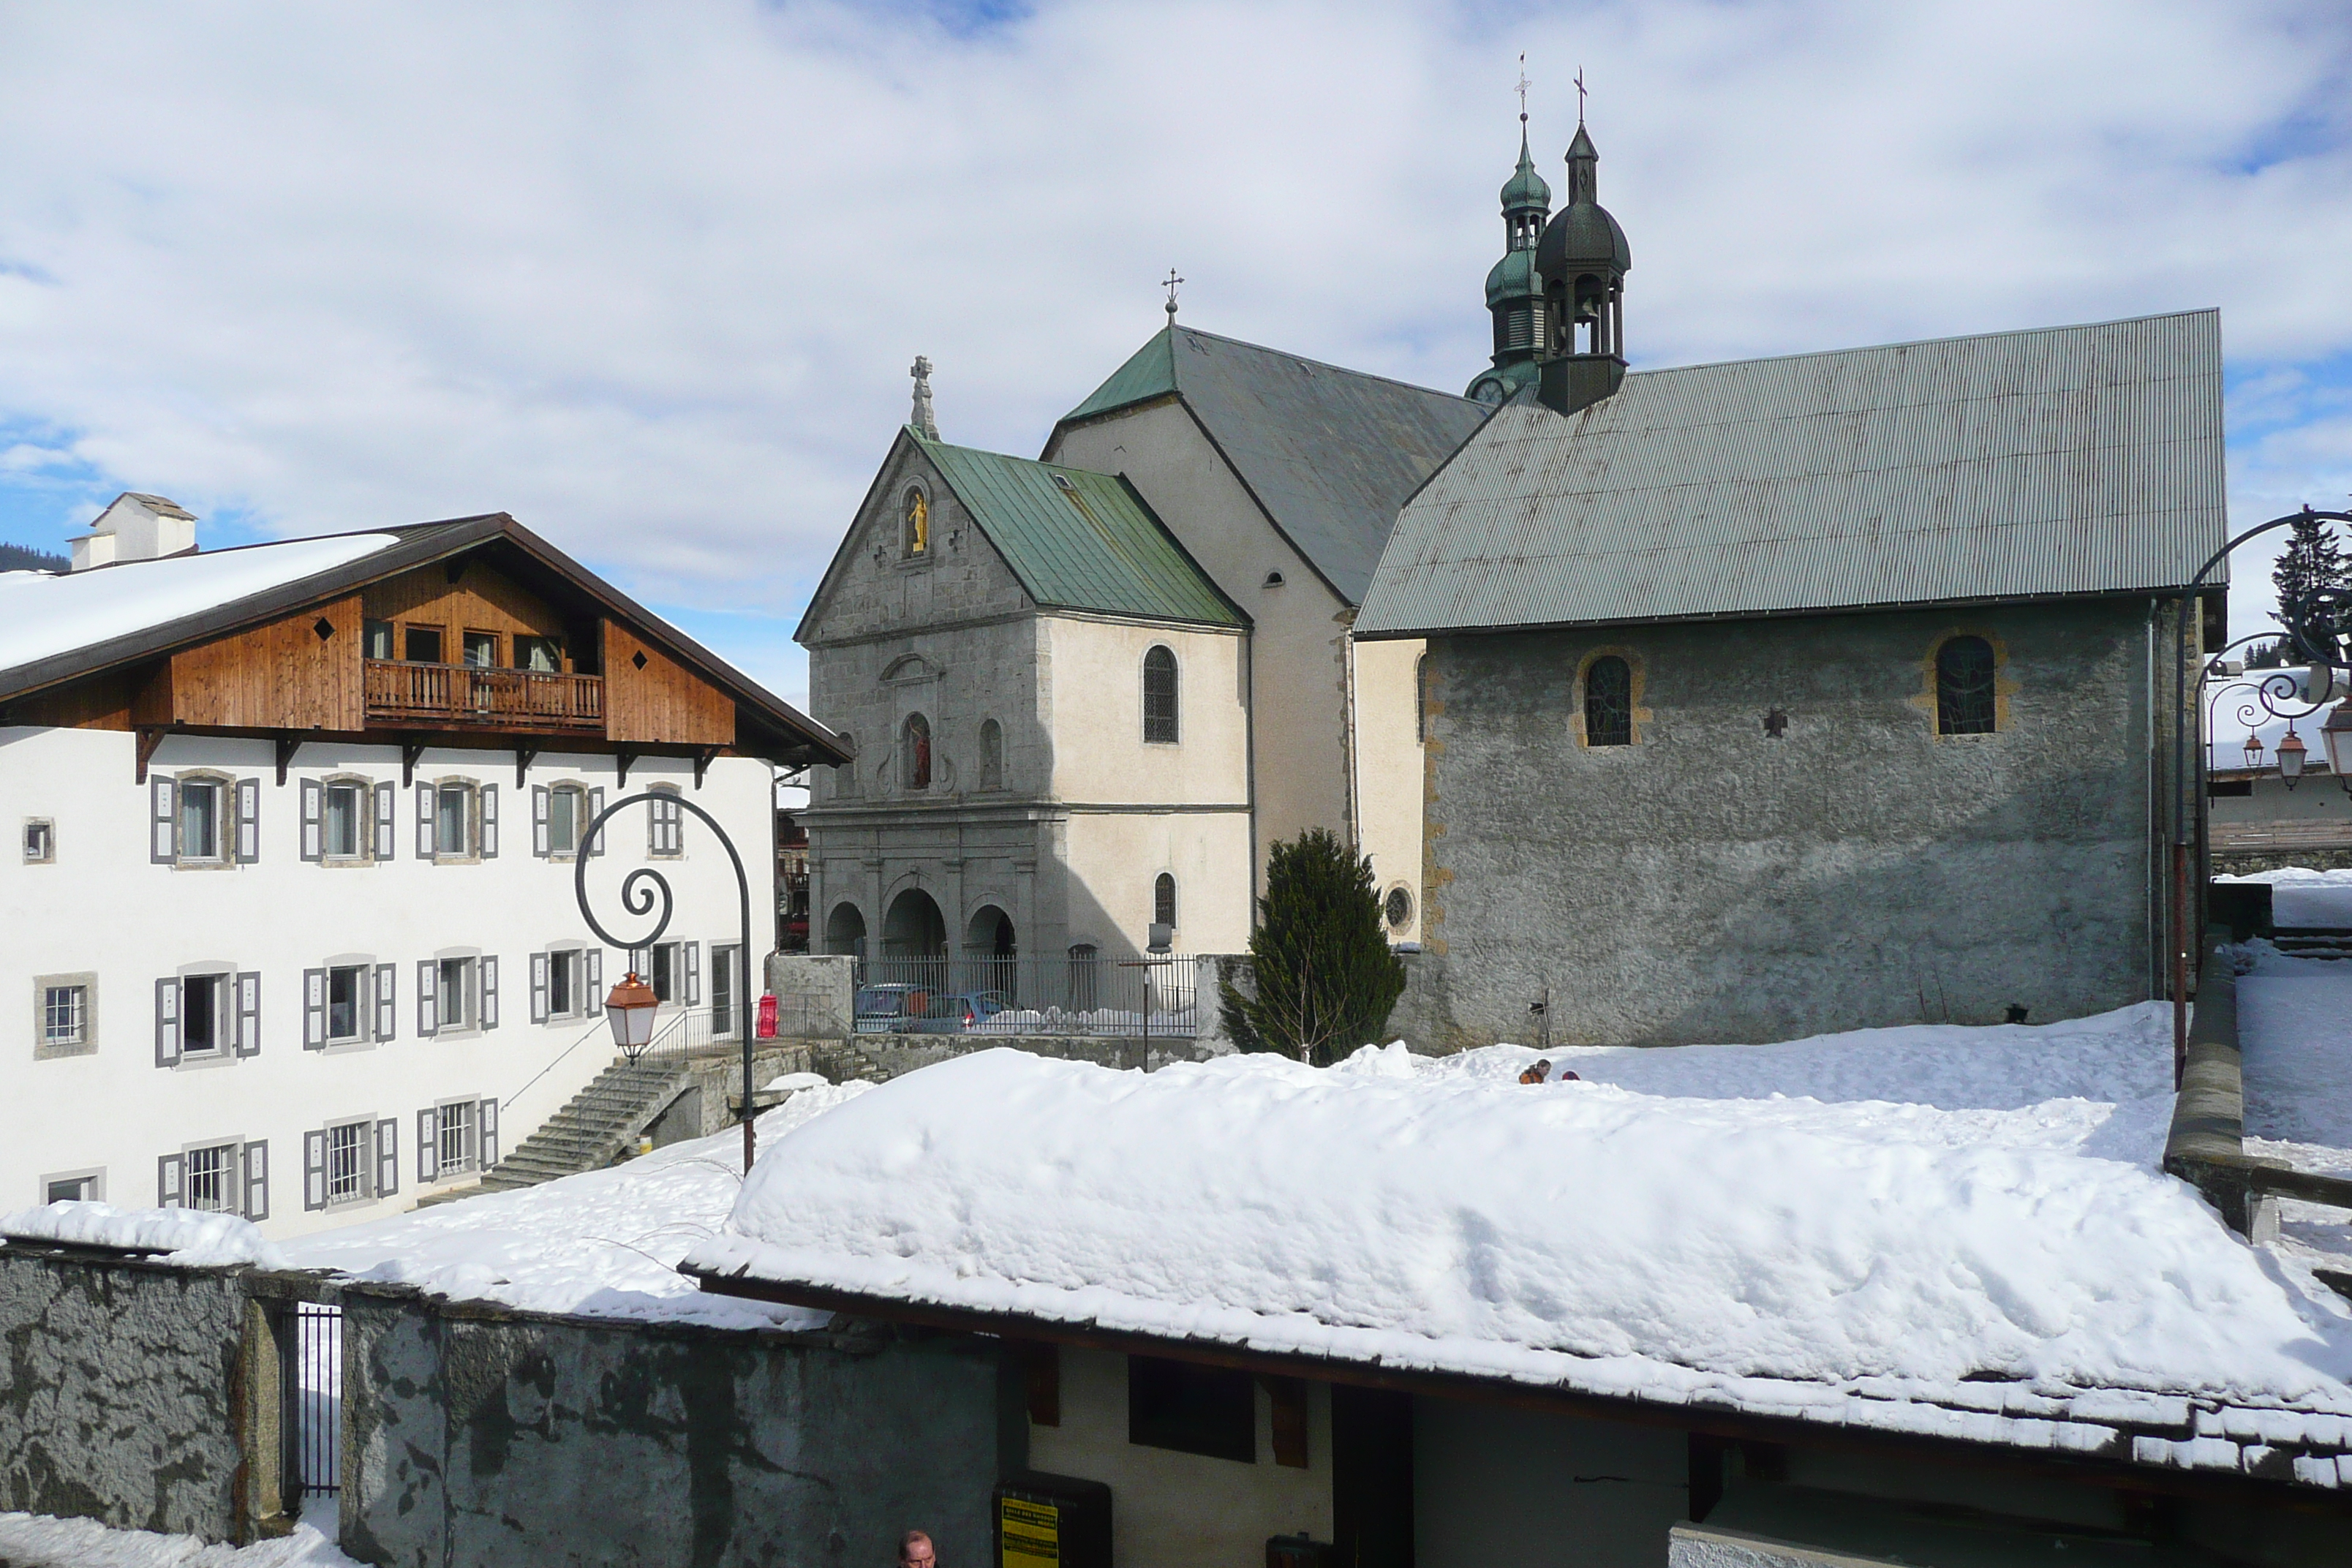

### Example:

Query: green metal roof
xmin=1357 ymin=311 xmax=2229 ymax=638
xmin=918 ymin=432 xmax=1243 ymax=628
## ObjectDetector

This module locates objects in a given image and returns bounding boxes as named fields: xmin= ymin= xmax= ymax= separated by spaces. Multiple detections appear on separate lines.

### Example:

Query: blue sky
xmin=1 ymin=0 xmax=2347 ymax=704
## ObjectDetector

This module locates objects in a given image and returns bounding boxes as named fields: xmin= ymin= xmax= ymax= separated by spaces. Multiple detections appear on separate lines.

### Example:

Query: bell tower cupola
xmin=1534 ymin=109 xmax=1632 ymax=416
xmin=1466 ymin=120 xmax=1553 ymax=405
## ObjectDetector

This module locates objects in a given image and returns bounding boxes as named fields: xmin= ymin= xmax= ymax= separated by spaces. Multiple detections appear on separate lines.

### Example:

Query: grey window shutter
xmin=418 ymin=1107 xmax=440 ymax=1180
xmin=158 ymin=1153 xmax=184 ymax=1207
xmin=151 ymin=778 xmax=177 ymax=863
xmin=304 ymin=1131 xmax=328 ymax=1210
xmin=587 ymin=788 xmax=606 ymax=856
xmin=300 ymin=779 xmax=323 ymax=862
xmin=532 ymin=786 xmax=551 ymax=857
xmin=154 ymin=978 xmax=181 ymax=1068
xmin=685 ymin=941 xmax=702 ymax=1006
xmin=373 ymin=781 xmax=396 ymax=861
xmin=235 ymin=971 xmax=262 ymax=1058
xmin=304 ymin=968 xmax=327 ymax=1049
xmin=418 ymin=960 xmax=439 ymax=1036
xmin=480 ymin=785 xmax=499 ymax=858
xmin=375 ymin=1118 xmax=399 ymax=1196
xmin=586 ymin=948 xmax=603 ymax=1014
xmin=236 ymin=778 xmax=261 ymax=863
xmin=480 ymin=956 xmax=500 ymax=1029
xmin=242 ymin=1140 xmax=269 ymax=1221
xmin=416 ymin=783 xmax=434 ymax=858
xmin=374 ymin=962 xmax=396 ymax=1040
xmin=479 ymin=1099 xmax=499 ymax=1167
xmin=529 ymin=952 xmax=549 ymax=1025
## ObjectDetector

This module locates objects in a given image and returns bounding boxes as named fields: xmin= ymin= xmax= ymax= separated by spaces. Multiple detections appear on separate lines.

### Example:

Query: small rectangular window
xmin=549 ymin=786 xmax=580 ymax=856
xmin=438 ymin=1100 xmax=478 ymax=1175
xmin=404 ymin=624 xmax=445 ymax=663
xmin=181 ymin=974 xmax=223 ymax=1053
xmin=327 ymin=1121 xmax=369 ymax=1203
xmin=185 ymin=1142 xmax=238 ymax=1213
xmin=462 ymin=631 xmax=499 ymax=668
xmin=45 ymin=1175 xmax=96 ymax=1204
xmin=324 ymin=784 xmax=363 ymax=859
xmin=515 ymin=636 xmax=562 ymax=672
xmin=42 ymin=984 xmax=87 ymax=1047
xmin=23 ymin=820 xmax=55 ymax=864
xmin=649 ymin=942 xmax=679 ymax=1003
xmin=436 ymin=785 xmax=473 ymax=856
xmin=1128 ymin=1355 xmax=1255 ymax=1463
xmin=326 ymin=965 xmax=365 ymax=1043
xmin=711 ymin=944 xmax=736 ymax=1037
xmin=438 ymin=958 xmax=475 ymax=1030
xmin=363 ymin=619 xmax=394 ymax=660
xmin=549 ymin=950 xmax=577 ymax=1017
xmin=179 ymin=782 xmax=223 ymax=861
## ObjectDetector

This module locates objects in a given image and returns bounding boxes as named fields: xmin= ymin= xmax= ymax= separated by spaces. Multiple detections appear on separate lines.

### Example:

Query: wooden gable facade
xmin=1 ymin=516 xmax=840 ymax=781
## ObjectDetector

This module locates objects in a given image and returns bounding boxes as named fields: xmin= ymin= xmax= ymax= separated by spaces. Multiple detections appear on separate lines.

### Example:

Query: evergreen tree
xmin=2272 ymin=514 xmax=2350 ymax=657
xmin=1219 ymin=828 xmax=1406 ymax=1066
xmin=2244 ymin=637 xmax=2291 ymax=670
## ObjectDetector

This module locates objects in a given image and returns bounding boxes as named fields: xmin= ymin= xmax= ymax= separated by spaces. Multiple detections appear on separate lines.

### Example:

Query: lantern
xmin=604 ymin=970 xmax=660 ymax=1057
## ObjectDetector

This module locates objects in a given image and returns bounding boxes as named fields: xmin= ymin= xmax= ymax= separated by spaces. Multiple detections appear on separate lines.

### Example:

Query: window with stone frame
xmin=1936 ymin=636 xmax=1999 ymax=735
xmin=1584 ymin=655 xmax=1634 ymax=747
xmin=901 ymin=714 xmax=932 ymax=791
xmin=979 ymin=719 xmax=1003 ymax=791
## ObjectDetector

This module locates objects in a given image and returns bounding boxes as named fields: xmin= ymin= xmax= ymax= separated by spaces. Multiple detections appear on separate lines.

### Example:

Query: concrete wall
xmin=1023 ymin=1345 xmax=1335 ymax=1568
xmin=0 ymin=725 xmax=772 ymax=1233
xmin=0 ymin=1248 xmax=250 ymax=1540
xmin=1404 ymin=601 xmax=2165 ymax=1048
xmin=339 ymin=1285 xmax=1006 ymax=1568
xmin=764 ymin=954 xmax=854 ymax=1039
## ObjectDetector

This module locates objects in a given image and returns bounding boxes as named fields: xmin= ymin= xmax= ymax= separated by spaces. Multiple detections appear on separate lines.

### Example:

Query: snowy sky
xmin=0 ymin=1 xmax=2347 ymax=707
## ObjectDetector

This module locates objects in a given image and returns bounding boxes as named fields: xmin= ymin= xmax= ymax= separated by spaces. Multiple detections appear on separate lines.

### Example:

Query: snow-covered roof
xmin=0 ymin=532 xmax=399 ymax=679
xmin=685 ymin=1011 xmax=2352 ymax=1488
xmin=1 ymin=1201 xmax=286 ymax=1268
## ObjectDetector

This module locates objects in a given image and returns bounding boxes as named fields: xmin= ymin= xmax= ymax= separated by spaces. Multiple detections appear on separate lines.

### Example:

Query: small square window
xmin=404 ymin=624 xmax=445 ymax=663
xmin=462 ymin=631 xmax=499 ymax=668
xmin=34 ymin=973 xmax=98 ymax=1060
xmin=23 ymin=820 xmax=55 ymax=864
xmin=515 ymin=636 xmax=562 ymax=673
xmin=1128 ymin=1355 xmax=1255 ymax=1463
xmin=363 ymin=619 xmax=394 ymax=660
xmin=184 ymin=1142 xmax=239 ymax=1214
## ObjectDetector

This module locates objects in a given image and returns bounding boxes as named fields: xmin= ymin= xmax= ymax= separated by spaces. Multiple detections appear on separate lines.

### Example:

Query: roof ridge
xmin=1172 ymin=324 xmax=1477 ymax=407
xmin=1623 ymin=308 xmax=2221 ymax=383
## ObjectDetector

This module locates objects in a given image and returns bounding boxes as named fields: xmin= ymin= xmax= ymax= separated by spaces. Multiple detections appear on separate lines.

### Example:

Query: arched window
xmin=1153 ymin=872 xmax=1177 ymax=930
xmin=1142 ymin=646 xmax=1179 ymax=744
xmin=833 ymin=734 xmax=858 ymax=799
xmin=979 ymin=718 xmax=1003 ymax=791
xmin=1937 ymin=636 xmax=1998 ymax=735
xmin=900 ymin=714 xmax=932 ymax=791
xmin=902 ymin=487 xmax=929 ymax=558
xmin=1584 ymin=655 xmax=1632 ymax=747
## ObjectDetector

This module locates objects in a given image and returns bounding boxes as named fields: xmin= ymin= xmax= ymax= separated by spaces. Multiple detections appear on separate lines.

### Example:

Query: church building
xmin=1357 ymin=118 xmax=2227 ymax=1048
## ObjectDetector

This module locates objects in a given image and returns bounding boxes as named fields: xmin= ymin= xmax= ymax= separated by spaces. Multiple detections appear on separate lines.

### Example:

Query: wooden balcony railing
xmin=363 ymin=660 xmax=604 ymax=731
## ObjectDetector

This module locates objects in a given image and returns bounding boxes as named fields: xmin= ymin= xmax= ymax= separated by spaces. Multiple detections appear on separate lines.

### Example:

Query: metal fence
xmin=292 ymin=1303 xmax=342 ymax=1499
xmin=851 ymin=953 xmax=1202 ymax=1039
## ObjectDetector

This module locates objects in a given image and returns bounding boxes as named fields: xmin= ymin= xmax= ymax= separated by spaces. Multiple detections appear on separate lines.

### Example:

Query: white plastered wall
xmin=1349 ymin=633 xmax=1426 ymax=946
xmin=0 ymin=725 xmax=772 ymax=1237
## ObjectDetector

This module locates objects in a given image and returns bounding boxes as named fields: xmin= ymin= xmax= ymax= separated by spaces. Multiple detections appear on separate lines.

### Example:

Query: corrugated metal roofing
xmin=1355 ymin=311 xmax=2228 ymax=637
xmin=1058 ymin=325 xmax=1491 ymax=604
xmin=919 ymin=434 xmax=1243 ymax=628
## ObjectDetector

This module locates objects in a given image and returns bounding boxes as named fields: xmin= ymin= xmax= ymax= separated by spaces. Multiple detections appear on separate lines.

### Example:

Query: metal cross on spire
xmin=1163 ymin=268 xmax=1184 ymax=320
xmin=1517 ymin=55 xmax=1530 ymax=126
xmin=1575 ymin=67 xmax=1588 ymax=125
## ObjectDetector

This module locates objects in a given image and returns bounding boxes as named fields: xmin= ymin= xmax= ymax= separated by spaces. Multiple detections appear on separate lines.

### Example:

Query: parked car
xmin=853 ymin=985 xmax=1009 ymax=1035
xmin=902 ymin=991 xmax=1010 ymax=1036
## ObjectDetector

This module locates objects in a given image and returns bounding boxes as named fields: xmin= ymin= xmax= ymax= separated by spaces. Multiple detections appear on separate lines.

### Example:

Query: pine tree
xmin=1219 ymin=829 xmax=1407 ymax=1066
xmin=2272 ymin=513 xmax=2350 ymax=658
xmin=2244 ymin=637 xmax=2291 ymax=670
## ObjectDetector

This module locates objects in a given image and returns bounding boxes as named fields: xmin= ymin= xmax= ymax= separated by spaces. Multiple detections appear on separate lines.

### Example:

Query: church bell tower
xmin=1534 ymin=117 xmax=1631 ymax=416
xmin=1466 ymin=124 xmax=1553 ymax=404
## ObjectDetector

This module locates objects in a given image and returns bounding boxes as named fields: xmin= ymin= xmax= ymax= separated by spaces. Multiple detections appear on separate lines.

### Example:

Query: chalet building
xmin=0 ymin=499 xmax=842 ymax=1234
xmin=1355 ymin=123 xmax=2228 ymax=1048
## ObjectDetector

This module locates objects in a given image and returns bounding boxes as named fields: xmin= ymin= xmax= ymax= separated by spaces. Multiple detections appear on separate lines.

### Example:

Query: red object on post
xmin=755 ymin=993 xmax=777 ymax=1040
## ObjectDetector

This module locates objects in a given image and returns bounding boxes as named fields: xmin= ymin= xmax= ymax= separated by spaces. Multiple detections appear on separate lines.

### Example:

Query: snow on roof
xmin=687 ymin=1007 xmax=2352 ymax=1481
xmin=0 ymin=532 xmax=400 ymax=679
xmin=280 ymin=1083 xmax=870 ymax=1329
xmin=0 ymin=1200 xmax=287 ymax=1268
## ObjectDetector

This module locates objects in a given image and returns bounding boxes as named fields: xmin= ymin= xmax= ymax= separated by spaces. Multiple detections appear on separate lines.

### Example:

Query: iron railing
xmin=292 ymin=1303 xmax=342 ymax=1499
xmin=363 ymin=660 xmax=603 ymax=731
xmin=851 ymin=953 xmax=1201 ymax=1039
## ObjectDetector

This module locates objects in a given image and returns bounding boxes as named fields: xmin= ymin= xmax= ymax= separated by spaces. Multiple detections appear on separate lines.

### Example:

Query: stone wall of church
xmin=1399 ymin=598 xmax=2166 ymax=1049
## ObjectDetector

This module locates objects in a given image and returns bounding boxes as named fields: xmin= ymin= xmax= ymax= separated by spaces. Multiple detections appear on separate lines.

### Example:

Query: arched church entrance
xmin=881 ymin=889 xmax=948 ymax=985
xmin=824 ymin=902 xmax=867 ymax=959
xmin=965 ymin=905 xmax=1017 ymax=1003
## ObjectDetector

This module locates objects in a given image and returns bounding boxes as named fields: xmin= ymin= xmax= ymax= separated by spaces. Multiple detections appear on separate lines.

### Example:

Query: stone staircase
xmin=2272 ymin=927 xmax=2352 ymax=962
xmin=476 ymin=1058 xmax=693 ymax=1194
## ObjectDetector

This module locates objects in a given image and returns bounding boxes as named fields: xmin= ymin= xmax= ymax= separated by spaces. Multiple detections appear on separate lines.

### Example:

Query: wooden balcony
xmin=364 ymin=660 xmax=603 ymax=732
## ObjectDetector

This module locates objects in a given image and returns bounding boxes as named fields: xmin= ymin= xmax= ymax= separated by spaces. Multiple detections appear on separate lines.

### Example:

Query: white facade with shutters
xmin=4 ymin=723 xmax=770 ymax=1238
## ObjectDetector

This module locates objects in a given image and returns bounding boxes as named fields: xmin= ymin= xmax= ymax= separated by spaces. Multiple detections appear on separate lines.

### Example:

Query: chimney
xmin=71 ymin=493 xmax=199 ymax=571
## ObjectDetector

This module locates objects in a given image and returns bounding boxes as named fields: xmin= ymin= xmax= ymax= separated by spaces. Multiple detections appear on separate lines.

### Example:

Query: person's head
xmin=900 ymin=1531 xmax=935 ymax=1567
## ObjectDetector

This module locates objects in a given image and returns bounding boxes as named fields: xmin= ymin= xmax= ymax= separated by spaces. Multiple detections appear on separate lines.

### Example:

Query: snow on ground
xmin=0 ymin=1203 xmax=286 ymax=1268
xmin=2236 ymin=945 xmax=2352 ymax=1151
xmin=282 ymin=1082 xmax=869 ymax=1327
xmin=0 ymin=535 xmax=398 ymax=676
xmin=2216 ymin=864 xmax=2352 ymax=928
xmin=690 ymin=1006 xmax=2352 ymax=1423
xmin=0 ymin=1512 xmax=357 ymax=1568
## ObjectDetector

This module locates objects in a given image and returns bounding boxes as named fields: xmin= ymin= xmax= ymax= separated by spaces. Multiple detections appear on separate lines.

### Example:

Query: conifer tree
xmin=1219 ymin=828 xmax=1407 ymax=1066
xmin=2272 ymin=514 xmax=2350 ymax=657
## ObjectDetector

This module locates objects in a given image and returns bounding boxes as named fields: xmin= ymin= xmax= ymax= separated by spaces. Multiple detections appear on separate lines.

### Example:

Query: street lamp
xmin=575 ymin=791 xmax=760 ymax=1169
xmin=2278 ymin=725 xmax=2308 ymax=790
xmin=2325 ymin=702 xmax=2352 ymax=794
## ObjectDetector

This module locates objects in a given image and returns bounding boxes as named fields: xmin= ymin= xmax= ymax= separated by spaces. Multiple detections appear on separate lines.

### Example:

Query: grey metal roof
xmin=1355 ymin=311 xmax=2228 ymax=638
xmin=1055 ymin=325 xmax=1491 ymax=604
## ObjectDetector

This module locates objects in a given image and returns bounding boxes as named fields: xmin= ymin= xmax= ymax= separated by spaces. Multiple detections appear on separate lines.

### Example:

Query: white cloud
xmin=0 ymin=0 xmax=2346 ymax=696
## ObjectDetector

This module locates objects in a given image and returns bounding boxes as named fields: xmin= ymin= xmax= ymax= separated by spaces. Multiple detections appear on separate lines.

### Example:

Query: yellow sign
xmin=1000 ymin=1496 xmax=1059 ymax=1568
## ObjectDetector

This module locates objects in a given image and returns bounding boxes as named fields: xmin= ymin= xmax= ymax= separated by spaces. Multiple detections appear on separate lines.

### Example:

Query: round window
xmin=1384 ymin=886 xmax=1414 ymax=930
